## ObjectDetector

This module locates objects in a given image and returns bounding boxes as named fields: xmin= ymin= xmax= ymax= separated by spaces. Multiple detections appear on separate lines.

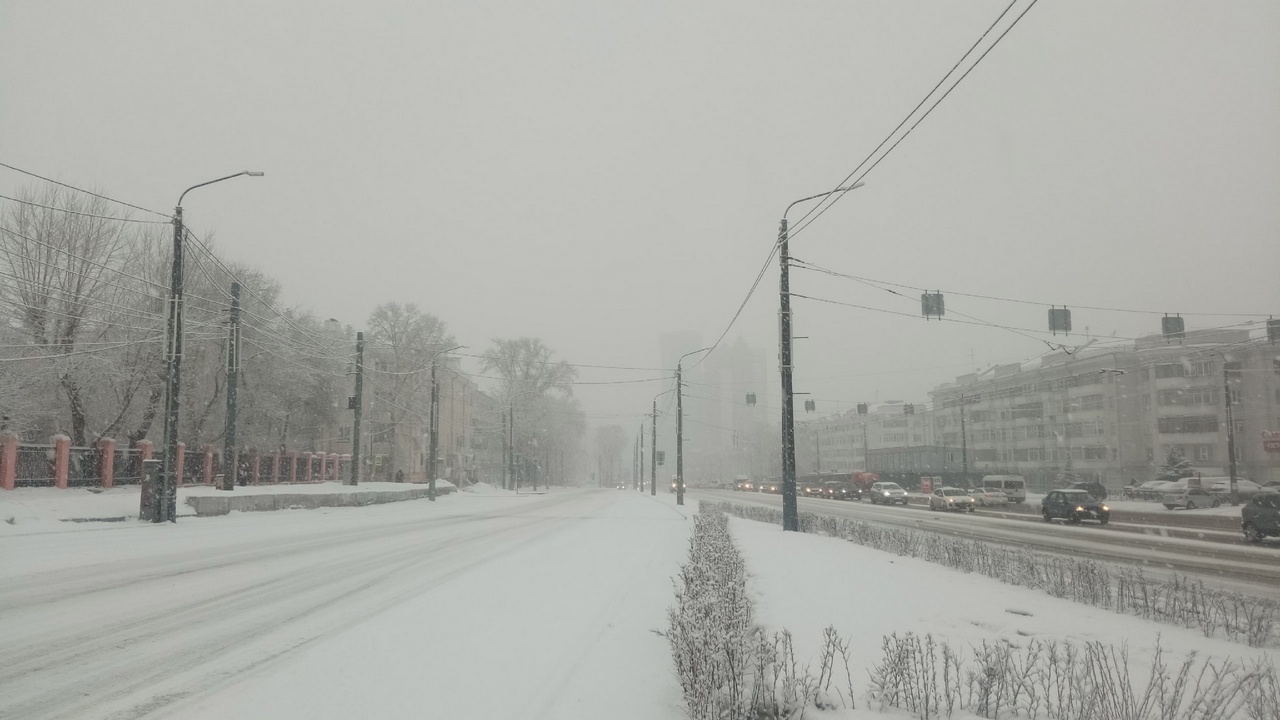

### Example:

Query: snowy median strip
xmin=667 ymin=505 xmax=1280 ymax=719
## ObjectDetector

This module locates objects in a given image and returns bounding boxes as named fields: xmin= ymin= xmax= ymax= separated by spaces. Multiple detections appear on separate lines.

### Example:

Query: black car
xmin=823 ymin=481 xmax=858 ymax=501
xmin=1041 ymin=489 xmax=1110 ymax=525
xmin=1067 ymin=481 xmax=1108 ymax=500
xmin=1242 ymin=493 xmax=1280 ymax=543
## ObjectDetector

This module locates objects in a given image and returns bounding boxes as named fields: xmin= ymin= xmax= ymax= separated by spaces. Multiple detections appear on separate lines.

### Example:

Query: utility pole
xmin=639 ymin=421 xmax=645 ymax=493
xmin=509 ymin=404 xmax=516 ymax=493
xmin=501 ymin=409 xmax=509 ymax=490
xmin=960 ymin=397 xmax=969 ymax=487
xmin=156 ymin=205 xmax=186 ymax=522
xmin=221 ymin=281 xmax=241 ymax=491
xmin=650 ymin=400 xmax=657 ymax=495
xmin=676 ymin=363 xmax=686 ymax=506
xmin=778 ymin=215 xmax=798 ymax=531
xmin=348 ymin=332 xmax=364 ymax=486
xmin=428 ymin=360 xmax=439 ymax=501
xmin=1223 ymin=360 xmax=1240 ymax=505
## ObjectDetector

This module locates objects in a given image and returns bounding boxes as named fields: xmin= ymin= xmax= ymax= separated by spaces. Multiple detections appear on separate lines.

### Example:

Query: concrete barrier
xmin=184 ymin=485 xmax=453 ymax=517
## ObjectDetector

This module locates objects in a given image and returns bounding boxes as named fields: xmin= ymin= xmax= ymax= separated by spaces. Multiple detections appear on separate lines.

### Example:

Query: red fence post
xmin=53 ymin=435 xmax=70 ymax=489
xmin=251 ymin=451 xmax=261 ymax=485
xmin=288 ymin=450 xmax=298 ymax=483
xmin=0 ymin=432 xmax=17 ymax=490
xmin=175 ymin=442 xmax=186 ymax=486
xmin=137 ymin=439 xmax=154 ymax=461
xmin=303 ymin=452 xmax=313 ymax=482
xmin=98 ymin=438 xmax=116 ymax=489
xmin=271 ymin=450 xmax=280 ymax=484
xmin=329 ymin=454 xmax=340 ymax=483
xmin=203 ymin=446 xmax=214 ymax=485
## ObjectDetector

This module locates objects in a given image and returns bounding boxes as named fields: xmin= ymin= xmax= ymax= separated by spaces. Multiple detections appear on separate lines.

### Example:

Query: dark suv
xmin=1041 ymin=489 xmax=1110 ymax=525
xmin=1242 ymin=493 xmax=1280 ymax=543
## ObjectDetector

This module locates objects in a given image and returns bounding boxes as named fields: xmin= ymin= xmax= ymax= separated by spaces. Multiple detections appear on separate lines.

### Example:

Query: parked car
xmin=930 ymin=487 xmax=976 ymax=512
xmin=1242 ymin=493 xmax=1280 ymax=543
xmin=1129 ymin=480 xmax=1173 ymax=500
xmin=968 ymin=487 xmax=1009 ymax=507
xmin=1041 ymin=489 xmax=1110 ymax=525
xmin=1206 ymin=478 xmax=1266 ymax=499
xmin=1067 ymin=481 xmax=1108 ymax=500
xmin=980 ymin=475 xmax=1026 ymax=503
xmin=868 ymin=481 xmax=909 ymax=505
xmin=1162 ymin=487 xmax=1221 ymax=510
xmin=734 ymin=479 xmax=754 ymax=492
xmin=823 ymin=481 xmax=858 ymax=501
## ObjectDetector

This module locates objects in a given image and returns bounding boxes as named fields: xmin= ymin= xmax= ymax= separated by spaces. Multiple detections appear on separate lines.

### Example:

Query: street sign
xmin=1264 ymin=431 xmax=1280 ymax=453
xmin=656 ymin=450 xmax=666 ymax=466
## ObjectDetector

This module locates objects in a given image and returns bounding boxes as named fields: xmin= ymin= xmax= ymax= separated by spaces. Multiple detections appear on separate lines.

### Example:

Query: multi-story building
xmin=928 ymin=329 xmax=1280 ymax=492
xmin=794 ymin=400 xmax=934 ymax=477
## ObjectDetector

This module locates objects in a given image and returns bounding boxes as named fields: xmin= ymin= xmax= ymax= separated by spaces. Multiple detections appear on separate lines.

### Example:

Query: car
xmin=980 ymin=475 xmax=1026 ymax=503
xmin=1067 ymin=481 xmax=1108 ymax=500
xmin=1129 ymin=480 xmax=1173 ymax=500
xmin=968 ymin=487 xmax=1009 ymax=507
xmin=930 ymin=487 xmax=976 ymax=512
xmin=1162 ymin=487 xmax=1221 ymax=510
xmin=1041 ymin=489 xmax=1110 ymax=525
xmin=1242 ymin=493 xmax=1280 ymax=543
xmin=1206 ymin=478 xmax=1266 ymax=499
xmin=764 ymin=482 xmax=780 ymax=494
xmin=801 ymin=480 xmax=827 ymax=498
xmin=670 ymin=477 xmax=678 ymax=493
xmin=823 ymin=481 xmax=858 ymax=501
xmin=868 ymin=481 xmax=909 ymax=505
xmin=616 ymin=483 xmax=626 ymax=490
xmin=734 ymin=479 xmax=754 ymax=492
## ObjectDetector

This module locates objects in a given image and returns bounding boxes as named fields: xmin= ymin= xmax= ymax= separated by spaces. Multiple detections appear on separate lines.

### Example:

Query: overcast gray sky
xmin=3 ymin=0 xmax=1277 ymax=427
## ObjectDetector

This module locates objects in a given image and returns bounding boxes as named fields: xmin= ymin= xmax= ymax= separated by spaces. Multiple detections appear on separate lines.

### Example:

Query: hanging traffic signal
xmin=857 ymin=403 xmax=869 ymax=416
xmin=804 ymin=399 xmax=816 ymax=413
xmin=745 ymin=392 xmax=757 ymax=406
xmin=1268 ymin=317 xmax=1279 ymax=344
xmin=921 ymin=292 xmax=945 ymax=320
xmin=1048 ymin=306 xmax=1072 ymax=335
xmin=1162 ymin=315 xmax=1185 ymax=342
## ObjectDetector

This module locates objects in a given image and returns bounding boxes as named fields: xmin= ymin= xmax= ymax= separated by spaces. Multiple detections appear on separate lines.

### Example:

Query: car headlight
xmin=1075 ymin=506 xmax=1085 ymax=512
xmin=1101 ymin=505 xmax=1109 ymax=512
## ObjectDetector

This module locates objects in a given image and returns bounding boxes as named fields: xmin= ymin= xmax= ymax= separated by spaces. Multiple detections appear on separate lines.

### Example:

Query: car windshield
xmin=943 ymin=489 xmax=968 ymax=496
xmin=881 ymin=484 xmax=902 ymax=492
xmin=1061 ymin=491 xmax=1097 ymax=502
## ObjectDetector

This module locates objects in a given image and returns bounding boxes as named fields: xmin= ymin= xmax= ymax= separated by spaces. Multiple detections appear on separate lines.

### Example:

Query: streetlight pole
xmin=777 ymin=183 xmax=863 ymax=532
xmin=151 ymin=171 xmax=263 ymax=523
xmin=675 ymin=349 xmax=711 ymax=506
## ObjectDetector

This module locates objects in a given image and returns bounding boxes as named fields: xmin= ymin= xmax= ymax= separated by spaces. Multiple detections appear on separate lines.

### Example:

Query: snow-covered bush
xmin=868 ymin=633 xmax=1279 ymax=720
xmin=702 ymin=501 xmax=1277 ymax=648
xmin=665 ymin=509 xmax=857 ymax=718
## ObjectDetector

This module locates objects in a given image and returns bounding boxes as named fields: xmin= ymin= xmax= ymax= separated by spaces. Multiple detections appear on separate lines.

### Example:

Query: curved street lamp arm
xmin=177 ymin=171 xmax=265 ymax=208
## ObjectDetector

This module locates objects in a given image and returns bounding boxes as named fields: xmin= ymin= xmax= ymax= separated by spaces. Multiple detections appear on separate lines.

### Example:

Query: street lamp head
xmin=245 ymin=171 xmax=265 ymax=177
xmin=835 ymin=181 xmax=866 ymax=192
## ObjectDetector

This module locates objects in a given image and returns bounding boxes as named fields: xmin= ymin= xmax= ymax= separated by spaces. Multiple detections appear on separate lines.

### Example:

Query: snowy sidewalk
xmin=0 ymin=480 xmax=459 ymax=533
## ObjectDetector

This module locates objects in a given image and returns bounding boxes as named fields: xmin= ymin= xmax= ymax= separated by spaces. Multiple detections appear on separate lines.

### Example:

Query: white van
xmin=981 ymin=475 xmax=1026 ymax=504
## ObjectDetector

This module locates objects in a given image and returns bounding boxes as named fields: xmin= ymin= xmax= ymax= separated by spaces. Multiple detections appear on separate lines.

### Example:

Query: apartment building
xmin=928 ymin=329 xmax=1280 ymax=491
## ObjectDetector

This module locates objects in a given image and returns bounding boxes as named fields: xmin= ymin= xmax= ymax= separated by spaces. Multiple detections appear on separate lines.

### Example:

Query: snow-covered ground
xmin=4 ymin=485 xmax=1274 ymax=720
xmin=0 ymin=480 xmax=457 ymax=534
xmin=0 ymin=487 xmax=690 ymax=720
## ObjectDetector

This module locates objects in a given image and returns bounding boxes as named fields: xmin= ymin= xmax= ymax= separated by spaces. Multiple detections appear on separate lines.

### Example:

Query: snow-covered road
xmin=693 ymin=489 xmax=1280 ymax=599
xmin=0 ymin=487 xmax=691 ymax=720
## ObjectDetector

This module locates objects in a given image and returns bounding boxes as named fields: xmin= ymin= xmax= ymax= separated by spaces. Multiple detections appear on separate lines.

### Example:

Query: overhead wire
xmin=0 ymin=162 xmax=171 ymax=217
xmin=0 ymin=193 xmax=169 ymax=224
xmin=786 ymin=0 xmax=1043 ymax=242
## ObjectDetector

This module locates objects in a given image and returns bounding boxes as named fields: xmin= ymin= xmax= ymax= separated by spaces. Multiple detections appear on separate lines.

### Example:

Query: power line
xmin=0 ymin=193 xmax=169 ymax=224
xmin=0 ymin=162 xmax=170 ymax=217
xmin=787 ymin=0 xmax=1043 ymax=242
xmin=688 ymin=243 xmax=780 ymax=372
xmin=791 ymin=259 xmax=1274 ymax=318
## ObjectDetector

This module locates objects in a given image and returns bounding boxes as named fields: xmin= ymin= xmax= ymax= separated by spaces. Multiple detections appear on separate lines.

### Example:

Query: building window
xmin=1157 ymin=415 xmax=1219 ymax=434
xmin=1189 ymin=361 xmax=1213 ymax=377
xmin=1194 ymin=445 xmax=1213 ymax=462
xmin=1156 ymin=363 xmax=1186 ymax=379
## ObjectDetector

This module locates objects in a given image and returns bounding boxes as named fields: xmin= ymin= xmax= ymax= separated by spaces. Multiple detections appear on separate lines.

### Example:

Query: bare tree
xmin=0 ymin=185 xmax=149 ymax=444
xmin=366 ymin=303 xmax=455 ymax=479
